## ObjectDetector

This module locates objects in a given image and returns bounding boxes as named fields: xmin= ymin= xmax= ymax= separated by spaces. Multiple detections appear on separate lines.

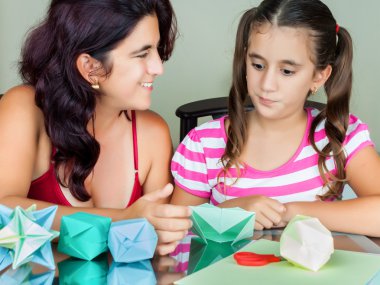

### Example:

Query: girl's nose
xmin=261 ymin=68 xmax=277 ymax=92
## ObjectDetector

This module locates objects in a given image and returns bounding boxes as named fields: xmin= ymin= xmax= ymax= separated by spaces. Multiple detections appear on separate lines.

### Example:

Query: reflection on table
xmin=169 ymin=229 xmax=380 ymax=284
xmin=1 ymin=229 xmax=380 ymax=284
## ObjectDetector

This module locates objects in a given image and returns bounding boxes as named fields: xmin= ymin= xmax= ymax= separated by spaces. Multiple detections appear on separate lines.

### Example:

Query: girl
xmin=0 ymin=0 xmax=191 ymax=255
xmin=171 ymin=0 xmax=380 ymax=237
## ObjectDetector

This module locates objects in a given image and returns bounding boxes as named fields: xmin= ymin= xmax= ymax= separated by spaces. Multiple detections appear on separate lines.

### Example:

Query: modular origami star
xmin=0 ymin=204 xmax=13 ymax=271
xmin=58 ymin=255 xmax=109 ymax=285
xmin=0 ymin=264 xmax=55 ymax=285
xmin=280 ymin=215 xmax=334 ymax=272
xmin=189 ymin=203 xmax=255 ymax=244
xmin=58 ymin=212 xmax=112 ymax=260
xmin=107 ymin=260 xmax=156 ymax=285
xmin=108 ymin=218 xmax=158 ymax=263
xmin=0 ymin=205 xmax=59 ymax=270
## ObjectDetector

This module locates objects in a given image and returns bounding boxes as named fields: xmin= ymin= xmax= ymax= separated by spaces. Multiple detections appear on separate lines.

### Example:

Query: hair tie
xmin=335 ymin=24 xmax=340 ymax=34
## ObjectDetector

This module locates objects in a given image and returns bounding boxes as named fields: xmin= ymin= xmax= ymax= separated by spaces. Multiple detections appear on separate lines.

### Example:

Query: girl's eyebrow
xmin=248 ymin=52 xmax=303 ymax=67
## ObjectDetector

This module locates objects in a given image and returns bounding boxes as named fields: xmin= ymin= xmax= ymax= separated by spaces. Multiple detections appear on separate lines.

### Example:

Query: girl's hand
xmin=130 ymin=184 xmax=192 ymax=255
xmin=219 ymin=195 xmax=286 ymax=230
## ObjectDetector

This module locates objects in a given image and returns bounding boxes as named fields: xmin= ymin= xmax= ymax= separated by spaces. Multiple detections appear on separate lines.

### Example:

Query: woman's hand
xmin=152 ymin=255 xmax=185 ymax=285
xmin=130 ymin=184 xmax=192 ymax=255
xmin=219 ymin=195 xmax=286 ymax=230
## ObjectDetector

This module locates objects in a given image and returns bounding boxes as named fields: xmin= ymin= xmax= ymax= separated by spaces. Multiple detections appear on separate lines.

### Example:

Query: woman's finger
xmin=156 ymin=230 xmax=188 ymax=244
xmin=156 ymin=241 xmax=180 ymax=256
xmin=151 ymin=217 xmax=192 ymax=232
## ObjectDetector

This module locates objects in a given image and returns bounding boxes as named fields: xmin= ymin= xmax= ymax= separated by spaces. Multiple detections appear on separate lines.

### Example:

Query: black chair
xmin=175 ymin=96 xmax=325 ymax=142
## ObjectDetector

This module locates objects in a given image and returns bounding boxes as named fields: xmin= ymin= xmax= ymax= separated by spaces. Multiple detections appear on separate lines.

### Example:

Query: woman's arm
xmin=284 ymin=146 xmax=380 ymax=237
xmin=137 ymin=110 xmax=173 ymax=199
xmin=0 ymin=87 xmax=126 ymax=230
xmin=136 ymin=111 xmax=193 ymax=253
xmin=0 ymin=88 xmax=191 ymax=254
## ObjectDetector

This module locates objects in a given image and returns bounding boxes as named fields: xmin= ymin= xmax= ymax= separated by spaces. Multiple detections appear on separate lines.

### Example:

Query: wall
xmin=0 ymin=0 xmax=379 ymax=150
xmin=0 ymin=0 xmax=50 ymax=90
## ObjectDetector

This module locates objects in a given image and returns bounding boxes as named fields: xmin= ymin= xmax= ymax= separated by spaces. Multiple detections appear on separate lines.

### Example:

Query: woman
xmin=0 ymin=0 xmax=191 ymax=255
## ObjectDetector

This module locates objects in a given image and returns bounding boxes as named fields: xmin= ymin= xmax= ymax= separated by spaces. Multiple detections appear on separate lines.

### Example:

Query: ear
xmin=311 ymin=64 xmax=332 ymax=90
xmin=76 ymin=53 xmax=103 ymax=84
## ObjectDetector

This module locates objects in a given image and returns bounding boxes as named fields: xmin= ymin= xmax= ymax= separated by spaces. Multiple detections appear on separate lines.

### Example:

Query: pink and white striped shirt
xmin=172 ymin=108 xmax=374 ymax=205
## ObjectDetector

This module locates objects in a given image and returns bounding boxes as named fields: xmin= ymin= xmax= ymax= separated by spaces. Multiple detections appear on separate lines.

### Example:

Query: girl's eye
xmin=281 ymin=69 xmax=295 ymax=76
xmin=252 ymin=63 xmax=264 ymax=71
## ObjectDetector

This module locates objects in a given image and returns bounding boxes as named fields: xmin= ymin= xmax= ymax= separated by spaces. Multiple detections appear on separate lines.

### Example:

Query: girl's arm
xmin=170 ymin=186 xmax=209 ymax=205
xmin=284 ymin=146 xmax=380 ymax=237
xmin=171 ymin=185 xmax=285 ymax=230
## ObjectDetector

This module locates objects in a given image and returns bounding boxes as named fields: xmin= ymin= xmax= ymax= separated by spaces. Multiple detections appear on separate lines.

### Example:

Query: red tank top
xmin=27 ymin=111 xmax=143 ymax=207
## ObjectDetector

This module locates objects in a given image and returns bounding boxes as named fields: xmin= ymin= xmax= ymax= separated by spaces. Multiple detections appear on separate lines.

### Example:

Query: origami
xmin=58 ymin=212 xmax=112 ymax=260
xmin=189 ymin=203 xmax=255 ymax=244
xmin=280 ymin=215 xmax=334 ymax=271
xmin=107 ymin=260 xmax=156 ymax=285
xmin=188 ymin=237 xmax=250 ymax=274
xmin=0 ymin=205 xmax=59 ymax=270
xmin=0 ymin=264 xmax=55 ymax=285
xmin=58 ymin=254 xmax=109 ymax=285
xmin=108 ymin=218 xmax=158 ymax=263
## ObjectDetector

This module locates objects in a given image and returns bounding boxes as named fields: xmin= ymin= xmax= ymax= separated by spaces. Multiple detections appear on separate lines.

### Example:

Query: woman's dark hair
xmin=20 ymin=0 xmax=177 ymax=201
xmin=224 ymin=0 xmax=353 ymax=200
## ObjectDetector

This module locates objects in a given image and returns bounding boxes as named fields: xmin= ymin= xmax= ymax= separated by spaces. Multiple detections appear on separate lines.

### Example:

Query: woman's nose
xmin=148 ymin=50 xmax=164 ymax=76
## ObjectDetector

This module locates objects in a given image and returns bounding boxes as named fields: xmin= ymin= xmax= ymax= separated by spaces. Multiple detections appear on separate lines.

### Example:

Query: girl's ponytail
xmin=310 ymin=26 xmax=353 ymax=200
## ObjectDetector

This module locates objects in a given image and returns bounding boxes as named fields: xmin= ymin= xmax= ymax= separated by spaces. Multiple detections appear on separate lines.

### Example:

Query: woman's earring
xmin=91 ymin=83 xmax=100 ymax=90
xmin=311 ymin=86 xmax=318 ymax=95
xmin=89 ymin=74 xmax=100 ymax=89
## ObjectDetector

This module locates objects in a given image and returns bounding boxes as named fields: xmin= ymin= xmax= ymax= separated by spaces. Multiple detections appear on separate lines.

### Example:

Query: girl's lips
xmin=258 ymin=96 xmax=276 ymax=106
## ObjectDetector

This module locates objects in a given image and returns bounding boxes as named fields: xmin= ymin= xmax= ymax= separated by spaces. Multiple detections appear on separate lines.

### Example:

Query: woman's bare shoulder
xmin=2 ymin=85 xmax=38 ymax=108
xmin=135 ymin=110 xmax=171 ymax=138
xmin=0 ymin=85 xmax=44 ymax=127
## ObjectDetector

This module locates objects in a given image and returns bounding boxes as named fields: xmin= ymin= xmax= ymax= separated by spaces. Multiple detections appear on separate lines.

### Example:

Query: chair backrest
xmin=175 ymin=96 xmax=325 ymax=142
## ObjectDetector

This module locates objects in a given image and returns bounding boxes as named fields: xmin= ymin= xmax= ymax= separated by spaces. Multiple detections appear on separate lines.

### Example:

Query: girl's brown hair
xmin=223 ymin=0 xmax=353 ymax=200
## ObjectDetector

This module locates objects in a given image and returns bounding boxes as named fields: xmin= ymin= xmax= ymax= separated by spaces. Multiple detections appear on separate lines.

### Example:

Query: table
xmin=1 ymin=230 xmax=379 ymax=284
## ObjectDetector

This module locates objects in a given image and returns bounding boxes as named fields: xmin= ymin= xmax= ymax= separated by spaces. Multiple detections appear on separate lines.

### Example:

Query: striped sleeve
xmin=344 ymin=114 xmax=375 ymax=166
xmin=171 ymin=129 xmax=211 ymax=198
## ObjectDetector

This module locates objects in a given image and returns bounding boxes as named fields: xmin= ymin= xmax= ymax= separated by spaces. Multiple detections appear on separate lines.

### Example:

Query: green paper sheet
xmin=175 ymin=239 xmax=380 ymax=285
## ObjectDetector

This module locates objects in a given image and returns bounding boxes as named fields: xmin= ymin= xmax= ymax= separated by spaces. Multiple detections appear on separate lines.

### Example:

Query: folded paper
xmin=107 ymin=260 xmax=156 ymax=285
xmin=0 ymin=264 xmax=55 ymax=285
xmin=367 ymin=269 xmax=380 ymax=285
xmin=175 ymin=239 xmax=380 ymax=285
xmin=108 ymin=218 xmax=158 ymax=263
xmin=188 ymin=237 xmax=250 ymax=274
xmin=280 ymin=215 xmax=334 ymax=271
xmin=58 ymin=254 xmax=109 ymax=285
xmin=0 ymin=204 xmax=13 ymax=271
xmin=0 ymin=205 xmax=59 ymax=270
xmin=58 ymin=212 xmax=112 ymax=260
xmin=189 ymin=203 xmax=255 ymax=244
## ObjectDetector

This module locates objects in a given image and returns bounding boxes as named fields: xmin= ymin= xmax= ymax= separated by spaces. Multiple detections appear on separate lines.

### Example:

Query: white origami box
xmin=280 ymin=215 xmax=334 ymax=272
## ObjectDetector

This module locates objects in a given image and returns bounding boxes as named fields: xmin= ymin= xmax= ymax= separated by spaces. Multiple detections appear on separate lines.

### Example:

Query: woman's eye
xmin=252 ymin=63 xmax=264 ymax=70
xmin=136 ymin=52 xmax=149 ymax=58
xmin=281 ymin=69 xmax=295 ymax=76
